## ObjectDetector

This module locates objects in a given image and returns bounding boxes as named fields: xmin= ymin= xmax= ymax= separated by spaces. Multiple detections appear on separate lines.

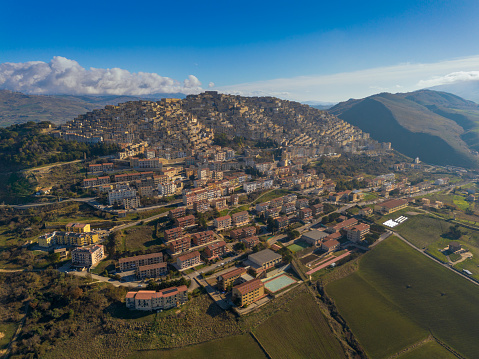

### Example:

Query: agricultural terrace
xmin=253 ymin=291 xmax=346 ymax=359
xmin=327 ymin=237 xmax=479 ymax=359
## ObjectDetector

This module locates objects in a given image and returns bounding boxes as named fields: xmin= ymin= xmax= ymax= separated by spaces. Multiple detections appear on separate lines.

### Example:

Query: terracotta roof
xmin=215 ymin=215 xmax=231 ymax=221
xmin=178 ymin=251 xmax=200 ymax=261
xmin=380 ymin=198 xmax=408 ymax=209
xmin=219 ymin=267 xmax=246 ymax=280
xmin=234 ymin=278 xmax=264 ymax=295
xmin=119 ymin=252 xmax=163 ymax=264
xmin=137 ymin=262 xmax=167 ymax=271
xmin=323 ymin=239 xmax=340 ymax=248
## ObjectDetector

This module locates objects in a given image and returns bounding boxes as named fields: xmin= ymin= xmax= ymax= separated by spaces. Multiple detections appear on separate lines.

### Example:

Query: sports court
xmin=262 ymin=274 xmax=297 ymax=293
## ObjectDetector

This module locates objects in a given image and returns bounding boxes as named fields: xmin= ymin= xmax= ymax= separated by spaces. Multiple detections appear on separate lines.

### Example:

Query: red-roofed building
xmin=191 ymin=230 xmax=215 ymax=246
xmin=347 ymin=223 xmax=370 ymax=242
xmin=125 ymin=286 xmax=188 ymax=311
xmin=232 ymin=279 xmax=265 ymax=307
xmin=204 ymin=241 xmax=227 ymax=260
xmin=136 ymin=262 xmax=168 ymax=279
xmin=175 ymin=215 xmax=196 ymax=228
xmin=322 ymin=239 xmax=340 ymax=252
xmin=169 ymin=236 xmax=191 ymax=254
xmin=165 ymin=227 xmax=183 ymax=241
xmin=326 ymin=218 xmax=358 ymax=233
xmin=177 ymin=251 xmax=201 ymax=269
xmin=240 ymin=236 xmax=259 ymax=249
xmin=214 ymin=215 xmax=232 ymax=230
xmin=376 ymin=198 xmax=408 ymax=214
xmin=217 ymin=267 xmax=247 ymax=291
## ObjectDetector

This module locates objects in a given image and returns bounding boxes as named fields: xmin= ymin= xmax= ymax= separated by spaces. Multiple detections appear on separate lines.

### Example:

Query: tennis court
xmin=263 ymin=274 xmax=297 ymax=293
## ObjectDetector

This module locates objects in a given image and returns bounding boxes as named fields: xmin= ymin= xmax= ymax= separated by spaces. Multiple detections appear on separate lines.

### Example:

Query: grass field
xmin=398 ymin=341 xmax=456 ymax=359
xmin=0 ymin=322 xmax=17 ymax=350
xmin=252 ymin=189 xmax=292 ymax=204
xmin=388 ymin=212 xmax=479 ymax=279
xmin=127 ymin=334 xmax=267 ymax=359
xmin=327 ymin=236 xmax=479 ymax=359
xmin=120 ymin=224 xmax=163 ymax=253
xmin=253 ymin=292 xmax=346 ymax=359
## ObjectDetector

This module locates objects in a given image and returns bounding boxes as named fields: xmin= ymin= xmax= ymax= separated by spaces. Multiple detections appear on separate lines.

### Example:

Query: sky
xmin=1 ymin=0 xmax=479 ymax=102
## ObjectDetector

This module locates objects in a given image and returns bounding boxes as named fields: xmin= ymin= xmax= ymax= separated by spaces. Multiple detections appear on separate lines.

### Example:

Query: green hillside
xmin=329 ymin=89 xmax=479 ymax=168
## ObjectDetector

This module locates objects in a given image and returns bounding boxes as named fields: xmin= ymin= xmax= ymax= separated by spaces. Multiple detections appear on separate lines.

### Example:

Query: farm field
xmin=327 ymin=236 xmax=479 ymax=359
xmin=389 ymin=212 xmax=479 ymax=279
xmin=398 ymin=341 xmax=456 ymax=359
xmin=253 ymin=291 xmax=346 ymax=359
xmin=127 ymin=334 xmax=267 ymax=359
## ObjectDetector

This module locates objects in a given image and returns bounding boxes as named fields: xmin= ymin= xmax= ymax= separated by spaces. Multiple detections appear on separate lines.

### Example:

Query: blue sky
xmin=1 ymin=0 xmax=479 ymax=101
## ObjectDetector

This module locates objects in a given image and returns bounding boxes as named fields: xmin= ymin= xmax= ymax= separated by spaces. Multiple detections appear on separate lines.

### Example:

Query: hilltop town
xmin=2 ymin=93 xmax=479 ymax=358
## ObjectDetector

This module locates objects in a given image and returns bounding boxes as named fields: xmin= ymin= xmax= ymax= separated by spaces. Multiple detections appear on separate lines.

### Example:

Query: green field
xmin=120 ymin=224 xmax=163 ymax=253
xmin=389 ymin=212 xmax=479 ymax=279
xmin=398 ymin=341 xmax=456 ymax=359
xmin=287 ymin=241 xmax=309 ymax=253
xmin=327 ymin=236 xmax=479 ymax=359
xmin=127 ymin=334 xmax=267 ymax=359
xmin=0 ymin=322 xmax=17 ymax=350
xmin=253 ymin=292 xmax=346 ymax=359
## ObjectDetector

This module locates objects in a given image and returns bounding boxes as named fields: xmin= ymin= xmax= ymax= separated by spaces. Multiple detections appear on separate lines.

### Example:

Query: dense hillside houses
xmin=52 ymin=92 xmax=391 ymax=159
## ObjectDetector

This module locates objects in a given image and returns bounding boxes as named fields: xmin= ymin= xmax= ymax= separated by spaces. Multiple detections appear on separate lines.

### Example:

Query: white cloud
xmin=217 ymin=55 xmax=479 ymax=102
xmin=208 ymin=82 xmax=215 ymax=88
xmin=0 ymin=56 xmax=204 ymax=95
xmin=417 ymin=71 xmax=479 ymax=88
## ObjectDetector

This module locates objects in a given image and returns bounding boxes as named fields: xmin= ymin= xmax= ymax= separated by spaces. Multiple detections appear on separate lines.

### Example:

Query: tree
xmin=287 ymin=230 xmax=300 ymax=241
xmin=233 ymin=242 xmax=246 ymax=251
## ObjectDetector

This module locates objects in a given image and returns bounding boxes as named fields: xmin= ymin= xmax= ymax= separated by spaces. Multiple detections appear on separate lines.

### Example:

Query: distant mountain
xmin=0 ymin=90 xmax=186 ymax=127
xmin=301 ymin=101 xmax=336 ymax=110
xmin=329 ymin=89 xmax=479 ymax=168
xmin=428 ymin=80 xmax=479 ymax=104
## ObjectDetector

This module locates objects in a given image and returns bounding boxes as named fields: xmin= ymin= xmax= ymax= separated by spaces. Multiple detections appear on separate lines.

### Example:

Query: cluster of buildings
xmin=216 ymin=248 xmax=284 ymax=307
xmin=38 ymin=223 xmax=99 ymax=248
xmin=125 ymin=286 xmax=188 ymax=311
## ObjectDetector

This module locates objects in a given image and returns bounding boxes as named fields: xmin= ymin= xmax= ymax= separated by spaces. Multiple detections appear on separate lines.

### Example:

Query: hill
xmin=329 ymin=89 xmax=479 ymax=168
xmin=429 ymin=80 xmax=479 ymax=104
xmin=0 ymin=90 xmax=186 ymax=127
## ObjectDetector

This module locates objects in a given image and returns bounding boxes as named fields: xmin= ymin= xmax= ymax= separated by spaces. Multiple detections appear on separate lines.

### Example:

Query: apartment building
xmin=310 ymin=203 xmax=324 ymax=216
xmin=232 ymin=279 xmax=265 ymax=307
xmin=169 ymin=236 xmax=191 ymax=254
xmin=66 ymin=223 xmax=91 ymax=233
xmin=217 ymin=267 xmax=247 ymax=291
xmin=119 ymin=252 xmax=164 ymax=271
xmin=194 ymin=200 xmax=210 ymax=213
xmin=347 ymin=223 xmax=370 ymax=242
xmin=296 ymin=198 xmax=309 ymax=209
xmin=169 ymin=207 xmax=187 ymax=220
xmin=71 ymin=245 xmax=104 ymax=268
xmin=231 ymin=211 xmax=249 ymax=227
xmin=136 ymin=262 xmax=168 ymax=279
xmin=274 ymin=216 xmax=289 ymax=229
xmin=214 ymin=215 xmax=232 ymax=230
xmin=175 ymin=215 xmax=196 ymax=228
xmin=240 ymin=236 xmax=259 ymax=249
xmin=176 ymin=251 xmax=201 ymax=269
xmin=159 ymin=182 xmax=176 ymax=196
xmin=298 ymin=208 xmax=313 ymax=221
xmin=125 ymin=286 xmax=188 ymax=311
xmin=108 ymin=187 xmax=138 ymax=206
xmin=191 ymin=230 xmax=215 ymax=246
xmin=164 ymin=227 xmax=183 ymax=241
xmin=204 ymin=241 xmax=227 ymax=260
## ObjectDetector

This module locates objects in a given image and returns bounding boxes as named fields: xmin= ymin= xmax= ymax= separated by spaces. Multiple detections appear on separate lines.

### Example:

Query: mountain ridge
xmin=329 ymin=89 xmax=479 ymax=168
